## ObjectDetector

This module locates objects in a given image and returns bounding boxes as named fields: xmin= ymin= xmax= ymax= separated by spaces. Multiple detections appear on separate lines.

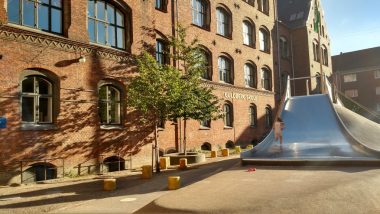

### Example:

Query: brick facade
xmin=0 ymin=0 xmax=278 ymax=184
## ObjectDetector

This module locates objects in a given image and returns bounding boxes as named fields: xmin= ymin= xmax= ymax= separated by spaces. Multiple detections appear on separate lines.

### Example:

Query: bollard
xmin=168 ymin=176 xmax=180 ymax=190
xmin=222 ymin=148 xmax=229 ymax=157
xmin=246 ymin=145 xmax=254 ymax=150
xmin=160 ymin=157 xmax=170 ymax=170
xmin=141 ymin=165 xmax=152 ymax=179
xmin=178 ymin=158 xmax=188 ymax=169
xmin=103 ymin=178 xmax=116 ymax=191
xmin=210 ymin=150 xmax=217 ymax=158
xmin=235 ymin=146 xmax=242 ymax=154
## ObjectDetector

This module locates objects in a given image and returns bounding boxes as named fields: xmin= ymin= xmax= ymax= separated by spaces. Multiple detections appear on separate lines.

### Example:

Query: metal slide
xmin=241 ymin=94 xmax=380 ymax=165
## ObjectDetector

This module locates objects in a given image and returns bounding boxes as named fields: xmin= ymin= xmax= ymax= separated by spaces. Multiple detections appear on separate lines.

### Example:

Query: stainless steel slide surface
xmin=241 ymin=94 xmax=380 ymax=163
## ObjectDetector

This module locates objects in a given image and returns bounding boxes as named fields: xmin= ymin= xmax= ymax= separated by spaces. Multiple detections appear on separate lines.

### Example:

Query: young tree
xmin=168 ymin=26 xmax=222 ymax=154
xmin=128 ymin=52 xmax=182 ymax=173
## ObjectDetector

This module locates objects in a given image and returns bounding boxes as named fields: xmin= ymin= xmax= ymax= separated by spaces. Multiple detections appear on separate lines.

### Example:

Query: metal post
xmin=44 ymin=159 xmax=47 ymax=181
xmin=20 ymin=161 xmax=23 ymax=184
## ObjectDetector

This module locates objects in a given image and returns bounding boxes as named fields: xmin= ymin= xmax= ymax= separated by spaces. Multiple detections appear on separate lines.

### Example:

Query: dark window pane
xmin=23 ymin=0 xmax=35 ymax=27
xmin=51 ymin=0 xmax=62 ymax=8
xmin=99 ymin=86 xmax=107 ymax=100
xmin=109 ymin=102 xmax=120 ymax=124
xmin=107 ymin=4 xmax=115 ymax=24
xmin=22 ymin=97 xmax=35 ymax=122
xmin=109 ymin=86 xmax=119 ymax=102
xmin=51 ymin=8 xmax=62 ymax=33
xmin=88 ymin=18 xmax=96 ymax=42
xmin=108 ymin=25 xmax=116 ymax=47
xmin=88 ymin=0 xmax=95 ymax=17
xmin=39 ymin=97 xmax=52 ymax=122
xmin=38 ymin=78 xmax=51 ymax=95
xmin=116 ymin=10 xmax=123 ymax=26
xmin=97 ymin=22 xmax=106 ymax=44
xmin=117 ymin=27 xmax=124 ymax=49
xmin=8 ymin=0 xmax=20 ymax=24
xmin=98 ymin=102 xmax=108 ymax=123
xmin=22 ymin=77 xmax=35 ymax=93
xmin=96 ymin=1 xmax=105 ymax=20
xmin=38 ymin=5 xmax=49 ymax=31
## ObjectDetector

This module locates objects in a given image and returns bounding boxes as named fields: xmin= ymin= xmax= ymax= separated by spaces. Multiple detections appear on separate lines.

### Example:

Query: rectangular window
xmin=343 ymin=74 xmax=357 ymax=83
xmin=376 ymin=87 xmax=380 ymax=95
xmin=200 ymin=119 xmax=210 ymax=128
xmin=345 ymin=89 xmax=358 ymax=98
xmin=375 ymin=70 xmax=380 ymax=79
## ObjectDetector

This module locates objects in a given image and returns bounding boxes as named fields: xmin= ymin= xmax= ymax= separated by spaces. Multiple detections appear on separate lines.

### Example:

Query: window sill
xmin=21 ymin=123 xmax=58 ymax=131
xmin=199 ymin=126 xmax=210 ymax=130
xmin=216 ymin=33 xmax=232 ymax=40
xmin=155 ymin=7 xmax=168 ymax=13
xmin=88 ymin=42 xmax=128 ymax=53
xmin=100 ymin=125 xmax=124 ymax=130
xmin=191 ymin=23 xmax=210 ymax=32
xmin=249 ymin=125 xmax=257 ymax=129
xmin=224 ymin=126 xmax=233 ymax=129
xmin=258 ymin=11 xmax=270 ymax=16
xmin=242 ymin=1 xmax=255 ymax=7
xmin=6 ymin=23 xmax=65 ymax=39
xmin=243 ymin=44 xmax=256 ymax=49
xmin=219 ymin=81 xmax=234 ymax=86
xmin=259 ymin=50 xmax=271 ymax=54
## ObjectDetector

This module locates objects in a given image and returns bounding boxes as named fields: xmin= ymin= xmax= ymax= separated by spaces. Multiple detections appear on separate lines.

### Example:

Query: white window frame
xmin=345 ymin=89 xmax=358 ymax=98
xmin=243 ymin=21 xmax=253 ymax=46
xmin=343 ymin=74 xmax=357 ymax=83
xmin=374 ymin=70 xmax=380 ymax=79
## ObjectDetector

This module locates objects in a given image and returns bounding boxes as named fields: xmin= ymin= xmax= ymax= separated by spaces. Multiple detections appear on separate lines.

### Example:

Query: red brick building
xmin=332 ymin=47 xmax=380 ymax=121
xmin=0 ymin=0 xmax=279 ymax=184
xmin=276 ymin=0 xmax=332 ymax=96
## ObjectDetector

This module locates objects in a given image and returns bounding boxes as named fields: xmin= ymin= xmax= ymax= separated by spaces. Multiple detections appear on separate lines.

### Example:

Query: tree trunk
xmin=183 ymin=119 xmax=187 ymax=155
xmin=154 ymin=122 xmax=160 ymax=173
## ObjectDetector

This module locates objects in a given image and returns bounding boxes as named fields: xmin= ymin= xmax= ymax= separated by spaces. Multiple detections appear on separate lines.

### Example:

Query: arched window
xmin=249 ymin=104 xmax=257 ymax=127
xmin=224 ymin=102 xmax=233 ymax=127
xmin=88 ymin=0 xmax=127 ymax=49
xmin=199 ymin=48 xmax=212 ymax=80
xmin=313 ymin=40 xmax=320 ymax=62
xmin=21 ymin=76 xmax=53 ymax=123
xmin=8 ymin=0 xmax=63 ymax=34
xmin=99 ymin=84 xmax=121 ymax=125
xmin=265 ymin=105 xmax=272 ymax=128
xmin=261 ymin=67 xmax=272 ymax=91
xmin=192 ymin=0 xmax=209 ymax=29
xmin=259 ymin=27 xmax=270 ymax=52
xmin=279 ymin=37 xmax=289 ymax=58
xmin=216 ymin=7 xmax=232 ymax=38
xmin=218 ymin=56 xmax=233 ymax=84
xmin=244 ymin=63 xmax=257 ymax=88
xmin=321 ymin=45 xmax=329 ymax=66
xmin=156 ymin=39 xmax=169 ymax=65
xmin=258 ymin=0 xmax=269 ymax=14
xmin=243 ymin=20 xmax=255 ymax=47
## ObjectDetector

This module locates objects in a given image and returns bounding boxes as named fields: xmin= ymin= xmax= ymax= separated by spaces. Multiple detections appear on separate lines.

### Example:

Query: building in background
xmin=332 ymin=47 xmax=380 ymax=120
xmin=276 ymin=0 xmax=332 ymax=96
xmin=0 ymin=0 xmax=277 ymax=184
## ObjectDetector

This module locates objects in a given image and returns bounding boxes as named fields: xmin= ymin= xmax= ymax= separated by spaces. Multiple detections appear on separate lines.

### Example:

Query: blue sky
xmin=321 ymin=0 xmax=380 ymax=55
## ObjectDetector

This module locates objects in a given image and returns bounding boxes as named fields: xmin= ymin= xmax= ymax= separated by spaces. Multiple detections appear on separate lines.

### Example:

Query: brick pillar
xmin=0 ymin=0 xmax=7 ymax=25
xmin=66 ymin=0 xmax=88 ymax=42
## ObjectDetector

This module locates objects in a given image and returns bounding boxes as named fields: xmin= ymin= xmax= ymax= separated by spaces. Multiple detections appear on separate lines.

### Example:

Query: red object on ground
xmin=247 ymin=168 xmax=256 ymax=172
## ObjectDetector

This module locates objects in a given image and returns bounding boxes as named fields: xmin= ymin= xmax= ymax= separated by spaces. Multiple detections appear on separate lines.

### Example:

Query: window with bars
xmin=192 ymin=0 xmax=208 ymax=28
xmin=224 ymin=103 xmax=233 ymax=127
xmin=21 ymin=76 xmax=53 ymax=124
xmin=216 ymin=7 xmax=231 ymax=37
xmin=8 ymin=0 xmax=63 ymax=34
xmin=244 ymin=63 xmax=256 ymax=88
xmin=156 ymin=39 xmax=169 ymax=65
xmin=218 ymin=56 xmax=232 ymax=84
xmin=259 ymin=28 xmax=270 ymax=52
xmin=88 ymin=0 xmax=125 ymax=49
xmin=249 ymin=105 xmax=257 ymax=127
xmin=243 ymin=21 xmax=254 ymax=47
xmin=261 ymin=68 xmax=271 ymax=91
xmin=98 ymin=85 xmax=121 ymax=125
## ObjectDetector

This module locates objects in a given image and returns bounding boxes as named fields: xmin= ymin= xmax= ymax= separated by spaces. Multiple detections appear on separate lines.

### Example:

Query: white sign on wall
xmin=224 ymin=92 xmax=257 ymax=101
